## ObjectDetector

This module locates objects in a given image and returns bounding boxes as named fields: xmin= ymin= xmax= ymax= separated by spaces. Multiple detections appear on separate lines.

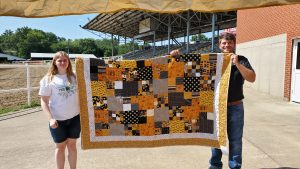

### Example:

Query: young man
xmin=171 ymin=32 xmax=256 ymax=169
xmin=209 ymin=32 xmax=255 ymax=169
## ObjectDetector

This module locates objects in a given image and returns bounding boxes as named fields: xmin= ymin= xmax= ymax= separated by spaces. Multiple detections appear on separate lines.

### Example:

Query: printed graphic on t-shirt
xmin=55 ymin=84 xmax=76 ymax=98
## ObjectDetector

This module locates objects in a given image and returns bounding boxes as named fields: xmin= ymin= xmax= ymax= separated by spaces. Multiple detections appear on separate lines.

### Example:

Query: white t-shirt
xmin=39 ymin=74 xmax=80 ymax=120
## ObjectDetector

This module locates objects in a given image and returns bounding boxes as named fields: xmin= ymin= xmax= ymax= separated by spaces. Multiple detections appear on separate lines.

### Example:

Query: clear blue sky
xmin=0 ymin=14 xmax=105 ymax=40
xmin=0 ymin=14 xmax=215 ymax=44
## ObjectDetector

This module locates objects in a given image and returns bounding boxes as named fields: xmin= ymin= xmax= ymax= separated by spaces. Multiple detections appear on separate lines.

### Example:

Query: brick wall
xmin=237 ymin=5 xmax=300 ymax=100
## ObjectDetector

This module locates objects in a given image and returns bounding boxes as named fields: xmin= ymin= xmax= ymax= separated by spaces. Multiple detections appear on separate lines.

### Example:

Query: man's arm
xmin=170 ymin=49 xmax=182 ymax=56
xmin=231 ymin=54 xmax=256 ymax=83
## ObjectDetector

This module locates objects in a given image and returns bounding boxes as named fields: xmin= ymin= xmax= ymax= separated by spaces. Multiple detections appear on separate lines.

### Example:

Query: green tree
xmin=191 ymin=33 xmax=209 ymax=42
xmin=12 ymin=27 xmax=61 ymax=59
xmin=0 ymin=26 xmax=143 ymax=59
xmin=0 ymin=30 xmax=17 ymax=55
xmin=118 ymin=42 xmax=139 ymax=55
xmin=50 ymin=39 xmax=68 ymax=52
xmin=96 ymin=38 xmax=119 ymax=57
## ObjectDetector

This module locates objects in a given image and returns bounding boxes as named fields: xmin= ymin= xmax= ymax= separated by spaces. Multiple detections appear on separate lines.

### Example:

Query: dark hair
xmin=219 ymin=32 xmax=236 ymax=44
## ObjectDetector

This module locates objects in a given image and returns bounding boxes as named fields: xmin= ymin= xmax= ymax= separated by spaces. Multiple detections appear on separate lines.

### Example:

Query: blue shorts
xmin=49 ymin=114 xmax=81 ymax=143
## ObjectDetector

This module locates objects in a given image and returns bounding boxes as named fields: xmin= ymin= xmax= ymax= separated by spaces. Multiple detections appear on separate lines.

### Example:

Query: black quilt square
xmin=200 ymin=112 xmax=207 ymax=120
xmin=137 ymin=67 xmax=153 ymax=80
xmin=132 ymin=130 xmax=140 ymax=136
xmin=198 ymin=119 xmax=213 ymax=134
xmin=90 ymin=66 xmax=98 ymax=73
xmin=138 ymin=116 xmax=147 ymax=124
xmin=168 ymin=92 xmax=191 ymax=107
xmin=155 ymin=122 xmax=162 ymax=128
xmin=115 ymin=81 xmax=139 ymax=97
xmin=90 ymin=73 xmax=98 ymax=81
xmin=184 ymin=77 xmax=200 ymax=92
xmin=121 ymin=111 xmax=139 ymax=124
xmin=137 ymin=60 xmax=145 ymax=68
xmin=90 ymin=58 xmax=105 ymax=66
xmin=162 ymin=127 xmax=169 ymax=134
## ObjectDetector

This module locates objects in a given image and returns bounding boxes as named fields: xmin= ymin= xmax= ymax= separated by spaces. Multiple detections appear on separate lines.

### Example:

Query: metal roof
xmin=0 ymin=53 xmax=26 ymax=61
xmin=82 ymin=10 xmax=236 ymax=42
xmin=30 ymin=53 xmax=97 ymax=59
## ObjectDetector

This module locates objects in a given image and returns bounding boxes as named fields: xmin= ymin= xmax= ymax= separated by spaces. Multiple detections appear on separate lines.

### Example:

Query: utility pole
xmin=67 ymin=39 xmax=70 ymax=54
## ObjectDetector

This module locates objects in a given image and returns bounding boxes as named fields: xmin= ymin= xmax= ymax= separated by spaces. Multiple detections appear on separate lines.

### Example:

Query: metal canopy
xmin=82 ymin=10 xmax=236 ymax=42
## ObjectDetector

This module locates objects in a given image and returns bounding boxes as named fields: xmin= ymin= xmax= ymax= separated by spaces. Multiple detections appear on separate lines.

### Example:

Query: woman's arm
xmin=41 ymin=96 xmax=58 ymax=128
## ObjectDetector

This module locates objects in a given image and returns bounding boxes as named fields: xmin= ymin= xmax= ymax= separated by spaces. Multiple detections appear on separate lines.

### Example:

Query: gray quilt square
xmin=131 ymin=103 xmax=139 ymax=110
xmin=151 ymin=57 xmax=168 ymax=64
xmin=154 ymin=107 xmax=169 ymax=122
xmin=160 ymin=71 xmax=168 ymax=79
xmin=109 ymin=124 xmax=125 ymax=136
xmin=176 ymin=77 xmax=184 ymax=85
xmin=107 ymin=97 xmax=123 ymax=111
xmin=153 ymin=79 xmax=168 ymax=95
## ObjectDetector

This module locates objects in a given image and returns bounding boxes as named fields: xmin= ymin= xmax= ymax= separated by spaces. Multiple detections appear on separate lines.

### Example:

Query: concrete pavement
xmin=0 ymin=87 xmax=299 ymax=169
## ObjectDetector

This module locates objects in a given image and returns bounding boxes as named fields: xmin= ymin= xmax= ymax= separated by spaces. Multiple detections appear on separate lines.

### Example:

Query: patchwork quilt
xmin=76 ymin=53 xmax=231 ymax=149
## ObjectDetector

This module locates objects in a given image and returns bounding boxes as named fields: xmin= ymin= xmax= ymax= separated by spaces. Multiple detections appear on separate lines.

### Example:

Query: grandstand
xmin=121 ymin=41 xmax=214 ymax=60
xmin=82 ymin=10 xmax=236 ymax=60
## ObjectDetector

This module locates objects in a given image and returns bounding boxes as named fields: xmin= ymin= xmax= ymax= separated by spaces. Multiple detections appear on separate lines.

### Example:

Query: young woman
xmin=39 ymin=51 xmax=80 ymax=169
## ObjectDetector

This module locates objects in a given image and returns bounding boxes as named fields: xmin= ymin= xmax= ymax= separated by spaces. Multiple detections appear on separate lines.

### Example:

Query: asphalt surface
xmin=0 ymin=88 xmax=299 ymax=169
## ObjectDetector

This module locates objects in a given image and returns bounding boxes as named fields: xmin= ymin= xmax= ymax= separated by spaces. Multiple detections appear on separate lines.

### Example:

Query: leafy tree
xmin=118 ymin=42 xmax=139 ymax=55
xmin=191 ymin=33 xmax=209 ymax=42
xmin=0 ymin=26 xmax=142 ymax=59
xmin=0 ymin=30 xmax=16 ymax=55
xmin=96 ymin=38 xmax=119 ymax=57
xmin=12 ymin=27 xmax=61 ymax=59
xmin=50 ymin=40 xmax=69 ymax=52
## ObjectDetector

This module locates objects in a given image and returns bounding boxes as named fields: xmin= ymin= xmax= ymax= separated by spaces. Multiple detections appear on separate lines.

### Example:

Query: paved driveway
xmin=0 ymin=88 xmax=299 ymax=169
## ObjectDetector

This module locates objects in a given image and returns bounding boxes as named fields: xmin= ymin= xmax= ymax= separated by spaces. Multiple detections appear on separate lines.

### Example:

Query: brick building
xmin=236 ymin=4 xmax=300 ymax=102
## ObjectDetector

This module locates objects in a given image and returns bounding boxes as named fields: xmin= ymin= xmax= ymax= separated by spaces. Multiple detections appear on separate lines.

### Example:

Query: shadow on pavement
xmin=261 ymin=167 xmax=300 ymax=169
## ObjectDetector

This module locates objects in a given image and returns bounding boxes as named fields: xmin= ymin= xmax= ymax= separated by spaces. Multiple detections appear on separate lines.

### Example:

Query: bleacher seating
xmin=122 ymin=41 xmax=218 ymax=60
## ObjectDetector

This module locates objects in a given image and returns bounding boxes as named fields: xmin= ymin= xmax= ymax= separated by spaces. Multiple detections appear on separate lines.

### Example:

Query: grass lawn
xmin=0 ymin=101 xmax=40 ymax=115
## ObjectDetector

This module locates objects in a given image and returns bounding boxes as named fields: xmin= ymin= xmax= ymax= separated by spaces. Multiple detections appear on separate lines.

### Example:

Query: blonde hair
xmin=47 ymin=51 xmax=74 ymax=84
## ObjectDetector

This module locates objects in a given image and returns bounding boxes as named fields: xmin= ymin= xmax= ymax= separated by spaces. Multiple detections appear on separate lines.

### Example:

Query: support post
xmin=26 ymin=63 xmax=31 ymax=106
